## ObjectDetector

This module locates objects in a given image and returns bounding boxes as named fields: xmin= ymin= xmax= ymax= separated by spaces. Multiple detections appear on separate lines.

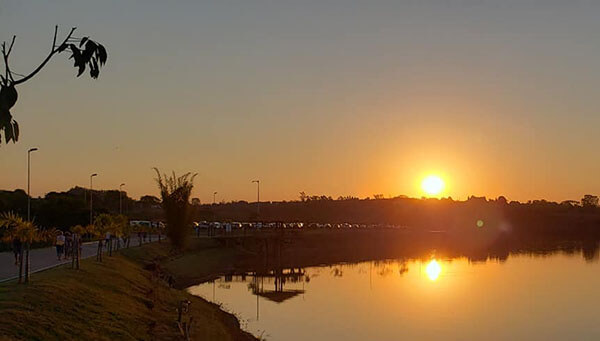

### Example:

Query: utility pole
xmin=252 ymin=180 xmax=260 ymax=219
xmin=27 ymin=147 xmax=38 ymax=221
xmin=90 ymin=173 xmax=98 ymax=225
xmin=119 ymin=183 xmax=125 ymax=215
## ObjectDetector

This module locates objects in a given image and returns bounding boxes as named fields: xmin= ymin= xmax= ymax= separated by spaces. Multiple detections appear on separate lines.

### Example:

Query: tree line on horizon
xmin=2 ymin=187 xmax=600 ymax=233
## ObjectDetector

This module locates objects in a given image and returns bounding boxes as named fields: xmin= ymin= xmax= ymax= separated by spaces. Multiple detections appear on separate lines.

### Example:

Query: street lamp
xmin=90 ymin=173 xmax=98 ymax=225
xmin=119 ymin=183 xmax=126 ymax=215
xmin=213 ymin=191 xmax=218 ymax=204
xmin=27 ymin=147 xmax=38 ymax=221
xmin=252 ymin=180 xmax=260 ymax=218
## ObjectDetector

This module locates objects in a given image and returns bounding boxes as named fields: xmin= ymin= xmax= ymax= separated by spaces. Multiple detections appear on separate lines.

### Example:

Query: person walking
xmin=55 ymin=231 xmax=65 ymax=261
xmin=104 ymin=232 xmax=111 ymax=250
xmin=12 ymin=237 xmax=22 ymax=266
xmin=64 ymin=232 xmax=72 ymax=260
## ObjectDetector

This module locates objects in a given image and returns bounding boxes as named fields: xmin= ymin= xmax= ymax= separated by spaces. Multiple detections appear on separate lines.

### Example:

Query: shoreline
xmin=1 ymin=229 xmax=597 ymax=340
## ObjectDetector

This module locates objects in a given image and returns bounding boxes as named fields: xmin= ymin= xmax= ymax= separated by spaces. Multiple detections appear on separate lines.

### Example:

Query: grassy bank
xmin=0 ymin=242 xmax=256 ymax=340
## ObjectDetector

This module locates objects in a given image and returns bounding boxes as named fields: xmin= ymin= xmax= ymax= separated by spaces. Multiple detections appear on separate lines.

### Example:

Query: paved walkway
xmin=0 ymin=241 xmax=100 ymax=283
xmin=0 ymin=235 xmax=162 ymax=283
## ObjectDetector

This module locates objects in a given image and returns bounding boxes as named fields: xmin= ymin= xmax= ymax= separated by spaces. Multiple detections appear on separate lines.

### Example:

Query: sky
xmin=1 ymin=0 xmax=600 ymax=203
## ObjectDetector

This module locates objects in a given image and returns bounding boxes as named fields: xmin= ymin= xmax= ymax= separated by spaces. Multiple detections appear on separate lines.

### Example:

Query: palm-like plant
xmin=0 ymin=212 xmax=40 ymax=283
xmin=154 ymin=168 xmax=197 ymax=250
xmin=111 ymin=214 xmax=128 ymax=251
xmin=93 ymin=214 xmax=113 ymax=262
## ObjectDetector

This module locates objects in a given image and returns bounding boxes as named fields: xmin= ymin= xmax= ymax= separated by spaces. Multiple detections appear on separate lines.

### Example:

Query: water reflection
xmin=424 ymin=259 xmax=441 ymax=281
xmin=188 ymin=238 xmax=600 ymax=340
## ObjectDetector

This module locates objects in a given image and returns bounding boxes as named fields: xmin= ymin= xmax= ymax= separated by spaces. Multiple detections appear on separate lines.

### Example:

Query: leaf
xmin=12 ymin=120 xmax=18 ymax=141
xmin=77 ymin=63 xmax=85 ymax=77
xmin=83 ymin=41 xmax=97 ymax=61
xmin=96 ymin=44 xmax=107 ymax=66
xmin=4 ymin=119 xmax=13 ymax=143
xmin=90 ymin=58 xmax=99 ymax=79
xmin=79 ymin=37 xmax=89 ymax=47
xmin=69 ymin=44 xmax=81 ymax=62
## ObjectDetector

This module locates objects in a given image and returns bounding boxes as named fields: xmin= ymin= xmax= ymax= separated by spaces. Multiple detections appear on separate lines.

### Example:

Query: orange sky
xmin=2 ymin=1 xmax=600 ymax=203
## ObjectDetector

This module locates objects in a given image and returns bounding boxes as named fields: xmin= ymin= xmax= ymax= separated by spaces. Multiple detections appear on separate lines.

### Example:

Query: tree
xmin=140 ymin=195 xmax=161 ymax=207
xmin=0 ymin=26 xmax=107 ymax=145
xmin=93 ymin=213 xmax=114 ymax=262
xmin=299 ymin=192 xmax=308 ymax=202
xmin=581 ymin=195 xmax=599 ymax=208
xmin=154 ymin=168 xmax=197 ymax=250
xmin=0 ymin=212 xmax=45 ymax=283
xmin=70 ymin=225 xmax=87 ymax=269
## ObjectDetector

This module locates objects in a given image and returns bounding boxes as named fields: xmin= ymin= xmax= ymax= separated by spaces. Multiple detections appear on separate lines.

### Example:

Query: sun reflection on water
xmin=425 ymin=259 xmax=442 ymax=281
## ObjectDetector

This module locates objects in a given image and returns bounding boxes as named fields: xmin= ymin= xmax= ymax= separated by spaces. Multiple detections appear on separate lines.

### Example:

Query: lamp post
xmin=90 ymin=173 xmax=98 ymax=225
xmin=27 ymin=148 xmax=38 ymax=221
xmin=252 ymin=180 xmax=260 ymax=218
xmin=119 ymin=183 xmax=125 ymax=215
xmin=213 ymin=191 xmax=217 ymax=204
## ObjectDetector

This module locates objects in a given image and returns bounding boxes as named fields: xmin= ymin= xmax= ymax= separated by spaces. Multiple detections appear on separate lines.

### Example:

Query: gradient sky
xmin=2 ymin=0 xmax=600 ymax=203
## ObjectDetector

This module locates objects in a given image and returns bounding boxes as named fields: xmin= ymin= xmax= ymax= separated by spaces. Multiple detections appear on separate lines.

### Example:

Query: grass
xmin=0 ymin=242 xmax=256 ymax=341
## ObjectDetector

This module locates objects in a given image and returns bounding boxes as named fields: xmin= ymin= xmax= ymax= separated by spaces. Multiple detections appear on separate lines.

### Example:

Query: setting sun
xmin=421 ymin=175 xmax=445 ymax=196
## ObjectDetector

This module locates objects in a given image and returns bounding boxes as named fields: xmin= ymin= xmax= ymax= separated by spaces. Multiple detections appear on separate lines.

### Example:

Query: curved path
xmin=0 ymin=242 xmax=99 ymax=283
xmin=0 ymin=235 xmax=161 ymax=283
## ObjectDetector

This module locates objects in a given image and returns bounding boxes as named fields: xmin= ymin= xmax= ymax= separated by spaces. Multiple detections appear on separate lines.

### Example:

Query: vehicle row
xmin=192 ymin=221 xmax=407 ymax=230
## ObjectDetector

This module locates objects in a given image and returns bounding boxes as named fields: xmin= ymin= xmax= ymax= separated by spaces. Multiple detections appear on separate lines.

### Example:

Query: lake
xmin=188 ymin=250 xmax=600 ymax=340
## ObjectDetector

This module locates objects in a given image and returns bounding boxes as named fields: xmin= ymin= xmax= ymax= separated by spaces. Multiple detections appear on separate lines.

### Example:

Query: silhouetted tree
xmin=140 ymin=195 xmax=161 ymax=208
xmin=154 ymin=168 xmax=197 ymax=250
xmin=299 ymin=192 xmax=308 ymax=202
xmin=0 ymin=26 xmax=107 ymax=145
xmin=581 ymin=195 xmax=599 ymax=208
xmin=93 ymin=214 xmax=114 ymax=262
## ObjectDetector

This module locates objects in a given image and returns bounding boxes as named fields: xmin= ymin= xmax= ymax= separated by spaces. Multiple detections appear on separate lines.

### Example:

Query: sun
xmin=421 ymin=175 xmax=445 ymax=196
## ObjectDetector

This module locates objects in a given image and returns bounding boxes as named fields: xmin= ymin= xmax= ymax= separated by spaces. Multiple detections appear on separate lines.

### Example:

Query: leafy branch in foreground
xmin=0 ymin=25 xmax=107 ymax=145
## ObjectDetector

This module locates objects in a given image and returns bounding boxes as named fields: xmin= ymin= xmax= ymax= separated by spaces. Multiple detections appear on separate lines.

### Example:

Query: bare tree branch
xmin=52 ymin=25 xmax=58 ymax=49
xmin=13 ymin=26 xmax=76 ymax=86
xmin=1 ymin=37 xmax=16 ymax=85
xmin=7 ymin=35 xmax=16 ymax=55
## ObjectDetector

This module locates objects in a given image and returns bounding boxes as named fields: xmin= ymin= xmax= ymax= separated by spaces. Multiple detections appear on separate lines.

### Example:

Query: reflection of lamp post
xmin=213 ymin=191 xmax=217 ymax=204
xmin=119 ymin=183 xmax=125 ymax=215
xmin=90 ymin=173 xmax=98 ymax=225
xmin=27 ymin=147 xmax=38 ymax=221
xmin=252 ymin=180 xmax=260 ymax=218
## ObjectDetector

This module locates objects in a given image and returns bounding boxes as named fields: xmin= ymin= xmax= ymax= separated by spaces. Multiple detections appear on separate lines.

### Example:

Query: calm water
xmin=188 ymin=253 xmax=600 ymax=340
